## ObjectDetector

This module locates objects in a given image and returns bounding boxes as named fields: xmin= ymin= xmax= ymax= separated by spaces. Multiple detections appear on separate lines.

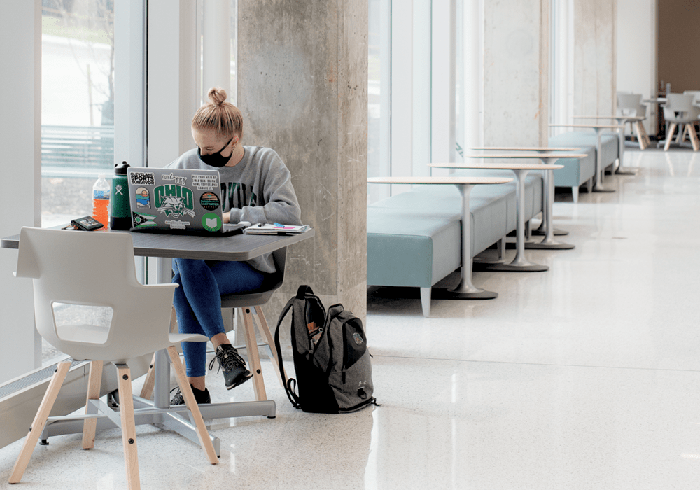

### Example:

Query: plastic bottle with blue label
xmin=92 ymin=174 xmax=110 ymax=228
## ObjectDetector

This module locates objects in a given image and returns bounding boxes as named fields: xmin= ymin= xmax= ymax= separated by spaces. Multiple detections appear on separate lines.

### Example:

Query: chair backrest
xmin=616 ymin=93 xmax=646 ymax=117
xmin=663 ymin=93 xmax=699 ymax=121
xmin=16 ymin=227 xmax=177 ymax=362
xmin=269 ymin=247 xmax=287 ymax=290
xmin=683 ymin=90 xmax=700 ymax=105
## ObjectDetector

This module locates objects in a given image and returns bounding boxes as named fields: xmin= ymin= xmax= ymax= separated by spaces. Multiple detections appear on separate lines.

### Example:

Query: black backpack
xmin=273 ymin=285 xmax=377 ymax=413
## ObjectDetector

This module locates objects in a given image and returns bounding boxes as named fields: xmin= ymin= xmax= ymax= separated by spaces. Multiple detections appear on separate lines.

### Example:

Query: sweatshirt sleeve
xmin=228 ymin=150 xmax=302 ymax=225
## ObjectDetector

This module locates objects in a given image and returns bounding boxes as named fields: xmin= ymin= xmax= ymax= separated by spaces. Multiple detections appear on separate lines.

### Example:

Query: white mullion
xmin=431 ymin=0 xmax=457 ymax=176
xmin=390 ymin=0 xmax=413 ymax=195
xmin=463 ymin=0 xmax=482 ymax=155
xmin=413 ymin=0 xmax=432 ymax=174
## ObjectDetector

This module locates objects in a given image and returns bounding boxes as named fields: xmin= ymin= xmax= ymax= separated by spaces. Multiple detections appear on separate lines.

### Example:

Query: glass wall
xmin=42 ymin=0 xmax=116 ymax=228
xmin=367 ymin=0 xmax=391 ymax=204
xmin=367 ymin=0 xmax=471 ymax=204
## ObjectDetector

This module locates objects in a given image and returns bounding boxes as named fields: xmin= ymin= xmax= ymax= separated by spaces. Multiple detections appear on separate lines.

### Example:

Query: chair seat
xmin=221 ymin=290 xmax=276 ymax=308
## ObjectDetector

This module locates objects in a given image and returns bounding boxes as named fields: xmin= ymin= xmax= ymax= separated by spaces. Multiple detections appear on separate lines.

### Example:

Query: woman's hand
xmin=222 ymin=212 xmax=230 ymax=224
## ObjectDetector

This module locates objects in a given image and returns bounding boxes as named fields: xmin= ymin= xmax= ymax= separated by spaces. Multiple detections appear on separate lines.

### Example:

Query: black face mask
xmin=198 ymin=136 xmax=234 ymax=168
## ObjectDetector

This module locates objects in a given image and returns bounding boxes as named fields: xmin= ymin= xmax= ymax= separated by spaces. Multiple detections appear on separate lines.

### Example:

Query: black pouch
xmin=70 ymin=216 xmax=104 ymax=231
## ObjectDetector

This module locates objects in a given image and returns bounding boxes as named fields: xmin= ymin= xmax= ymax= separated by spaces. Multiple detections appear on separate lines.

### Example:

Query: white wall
xmin=616 ymin=0 xmax=657 ymax=134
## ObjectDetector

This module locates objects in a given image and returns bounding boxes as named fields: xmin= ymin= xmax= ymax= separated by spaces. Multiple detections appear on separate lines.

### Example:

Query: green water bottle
xmin=110 ymin=161 xmax=131 ymax=230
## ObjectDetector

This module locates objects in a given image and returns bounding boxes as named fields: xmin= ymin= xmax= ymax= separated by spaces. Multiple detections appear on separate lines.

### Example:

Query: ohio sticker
xmin=135 ymin=187 xmax=150 ymax=208
xmin=199 ymin=192 xmax=221 ymax=211
xmin=202 ymin=213 xmax=222 ymax=232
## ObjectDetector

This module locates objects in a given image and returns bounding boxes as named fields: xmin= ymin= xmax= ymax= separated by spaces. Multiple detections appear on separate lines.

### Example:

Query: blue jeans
xmin=172 ymin=259 xmax=265 ymax=377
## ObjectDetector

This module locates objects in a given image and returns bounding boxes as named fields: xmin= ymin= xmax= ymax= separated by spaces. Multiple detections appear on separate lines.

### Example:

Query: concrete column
xmin=573 ymin=0 xmax=617 ymax=116
xmin=483 ymin=0 xmax=550 ymax=146
xmin=237 ymin=1 xmax=368 ymax=323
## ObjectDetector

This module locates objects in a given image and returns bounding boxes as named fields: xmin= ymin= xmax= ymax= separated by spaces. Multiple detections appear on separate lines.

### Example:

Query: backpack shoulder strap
xmin=273 ymin=296 xmax=302 ymax=409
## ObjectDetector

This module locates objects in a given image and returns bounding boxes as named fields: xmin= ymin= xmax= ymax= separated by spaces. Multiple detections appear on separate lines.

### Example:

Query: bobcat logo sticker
xmin=154 ymin=184 xmax=195 ymax=218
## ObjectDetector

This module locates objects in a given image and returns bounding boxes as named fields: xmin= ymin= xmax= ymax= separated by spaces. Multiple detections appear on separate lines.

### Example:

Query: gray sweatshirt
xmin=167 ymin=146 xmax=302 ymax=273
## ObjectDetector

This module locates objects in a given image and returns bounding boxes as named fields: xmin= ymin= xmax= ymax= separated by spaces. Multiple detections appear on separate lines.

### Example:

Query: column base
xmin=615 ymin=169 xmax=637 ymax=175
xmin=592 ymin=185 xmax=615 ymax=192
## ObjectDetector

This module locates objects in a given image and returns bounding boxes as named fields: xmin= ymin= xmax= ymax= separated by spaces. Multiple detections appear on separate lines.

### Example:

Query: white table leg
xmin=486 ymin=170 xmax=548 ymax=272
xmin=526 ymin=165 xmax=574 ymax=250
xmin=435 ymin=184 xmax=498 ymax=299
xmin=616 ymin=118 xmax=637 ymax=175
xmin=592 ymin=129 xmax=615 ymax=192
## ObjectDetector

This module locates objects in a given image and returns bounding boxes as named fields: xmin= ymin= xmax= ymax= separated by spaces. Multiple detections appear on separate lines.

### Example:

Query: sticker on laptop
xmin=161 ymin=172 xmax=187 ymax=186
xmin=135 ymin=187 xmax=151 ymax=208
xmin=202 ymin=213 xmax=222 ymax=232
xmin=199 ymin=192 xmax=221 ymax=211
xmin=154 ymin=185 xmax=196 ymax=218
xmin=192 ymin=174 xmax=218 ymax=191
xmin=132 ymin=212 xmax=157 ymax=227
xmin=165 ymin=220 xmax=190 ymax=230
xmin=130 ymin=172 xmax=155 ymax=186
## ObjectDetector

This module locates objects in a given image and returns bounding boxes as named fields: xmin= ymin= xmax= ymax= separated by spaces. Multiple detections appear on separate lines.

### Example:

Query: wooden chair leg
xmin=665 ymin=123 xmax=677 ymax=151
xmin=635 ymin=121 xmax=648 ymax=150
xmin=116 ymin=364 xmax=141 ymax=490
xmin=689 ymin=124 xmax=700 ymax=151
xmin=241 ymin=307 xmax=267 ymax=401
xmin=166 ymin=346 xmax=218 ymax=465
xmin=139 ymin=353 xmax=156 ymax=400
xmin=254 ymin=306 xmax=287 ymax=389
xmin=82 ymin=360 xmax=103 ymax=450
xmin=9 ymin=361 xmax=71 ymax=484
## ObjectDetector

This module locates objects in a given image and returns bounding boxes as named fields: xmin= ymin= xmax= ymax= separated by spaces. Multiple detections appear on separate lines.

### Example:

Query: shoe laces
xmin=208 ymin=345 xmax=245 ymax=373
xmin=170 ymin=387 xmax=183 ymax=404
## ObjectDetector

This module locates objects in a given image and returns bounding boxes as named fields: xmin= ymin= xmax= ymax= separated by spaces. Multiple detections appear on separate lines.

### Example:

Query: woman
xmin=167 ymin=87 xmax=302 ymax=404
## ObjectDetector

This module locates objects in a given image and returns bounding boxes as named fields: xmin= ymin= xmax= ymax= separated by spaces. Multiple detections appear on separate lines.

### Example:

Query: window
xmin=42 ymin=0 xmax=116 ymax=228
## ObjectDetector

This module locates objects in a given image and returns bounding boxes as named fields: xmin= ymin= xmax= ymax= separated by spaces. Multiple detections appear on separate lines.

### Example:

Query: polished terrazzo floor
xmin=1 ymin=148 xmax=700 ymax=489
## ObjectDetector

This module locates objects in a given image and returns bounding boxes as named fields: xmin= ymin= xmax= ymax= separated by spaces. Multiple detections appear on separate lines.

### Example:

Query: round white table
xmin=367 ymin=175 xmax=512 ymax=301
xmin=549 ymin=124 xmax=623 ymax=192
xmin=430 ymin=159 xmax=567 ymax=272
xmin=574 ymin=115 xmax=647 ymax=170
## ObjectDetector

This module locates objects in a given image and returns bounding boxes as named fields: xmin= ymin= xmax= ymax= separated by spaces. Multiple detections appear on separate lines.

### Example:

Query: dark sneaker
xmin=170 ymin=385 xmax=211 ymax=405
xmin=209 ymin=344 xmax=252 ymax=390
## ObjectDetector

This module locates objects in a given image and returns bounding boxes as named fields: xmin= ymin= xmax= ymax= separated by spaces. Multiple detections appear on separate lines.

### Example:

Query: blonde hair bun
xmin=208 ymin=87 xmax=227 ymax=106
xmin=192 ymin=86 xmax=243 ymax=138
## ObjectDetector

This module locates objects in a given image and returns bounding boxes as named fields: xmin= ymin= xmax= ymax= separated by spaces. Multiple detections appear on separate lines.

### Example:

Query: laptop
xmin=126 ymin=167 xmax=246 ymax=236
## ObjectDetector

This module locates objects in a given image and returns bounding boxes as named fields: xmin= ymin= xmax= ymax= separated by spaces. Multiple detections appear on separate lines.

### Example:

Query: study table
xmin=549 ymin=124 xmax=623 ymax=192
xmin=574 ymin=115 xmax=647 ymax=168
xmin=429 ymin=159 xmax=566 ymax=273
xmin=367 ymin=175 xmax=512 ymax=300
xmin=1 ymin=227 xmax=315 ymax=457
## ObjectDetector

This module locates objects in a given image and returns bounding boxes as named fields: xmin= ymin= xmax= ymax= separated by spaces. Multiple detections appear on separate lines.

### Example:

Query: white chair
xmin=8 ymin=227 xmax=218 ymax=488
xmin=616 ymin=92 xmax=650 ymax=149
xmin=220 ymin=247 xmax=288 ymax=401
xmin=663 ymin=93 xmax=700 ymax=151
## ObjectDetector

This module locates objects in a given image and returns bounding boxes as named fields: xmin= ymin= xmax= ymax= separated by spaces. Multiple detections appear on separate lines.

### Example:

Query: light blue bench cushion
xmin=549 ymin=131 xmax=618 ymax=168
xmin=546 ymin=136 xmax=597 ymax=188
xmin=367 ymin=173 xmax=543 ymax=288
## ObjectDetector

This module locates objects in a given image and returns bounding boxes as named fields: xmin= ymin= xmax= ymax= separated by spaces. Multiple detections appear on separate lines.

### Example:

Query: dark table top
xmin=1 ymin=228 xmax=315 ymax=261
